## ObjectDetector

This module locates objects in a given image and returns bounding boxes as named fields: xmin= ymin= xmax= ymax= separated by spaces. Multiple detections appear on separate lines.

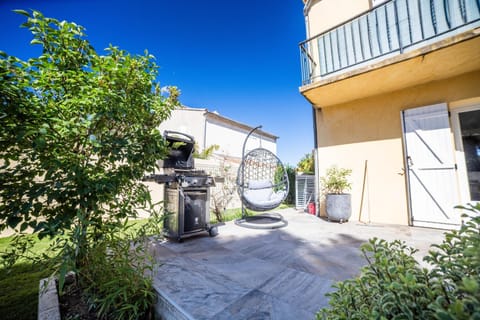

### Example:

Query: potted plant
xmin=320 ymin=166 xmax=352 ymax=223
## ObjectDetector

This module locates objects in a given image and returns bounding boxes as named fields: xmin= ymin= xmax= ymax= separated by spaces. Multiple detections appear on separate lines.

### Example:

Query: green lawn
xmin=0 ymin=262 xmax=52 ymax=320
xmin=0 ymin=235 xmax=54 ymax=320
xmin=210 ymin=204 xmax=293 ymax=224
xmin=0 ymin=219 xmax=150 ymax=320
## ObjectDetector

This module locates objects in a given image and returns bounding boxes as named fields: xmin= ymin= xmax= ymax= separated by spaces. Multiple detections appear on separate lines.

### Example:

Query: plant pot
xmin=325 ymin=193 xmax=351 ymax=223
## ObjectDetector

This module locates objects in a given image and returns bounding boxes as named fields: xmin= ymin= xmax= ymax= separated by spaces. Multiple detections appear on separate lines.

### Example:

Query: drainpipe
xmin=312 ymin=105 xmax=320 ymax=217
xmin=312 ymin=105 xmax=318 ymax=151
xmin=304 ymin=5 xmax=310 ymax=38
xmin=203 ymin=113 xmax=208 ymax=152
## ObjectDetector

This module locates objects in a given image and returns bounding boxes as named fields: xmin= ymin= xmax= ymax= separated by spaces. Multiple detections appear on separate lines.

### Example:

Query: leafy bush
xmin=194 ymin=143 xmax=220 ymax=159
xmin=297 ymin=153 xmax=314 ymax=174
xmin=318 ymin=204 xmax=480 ymax=320
xmin=284 ymin=165 xmax=296 ymax=205
xmin=80 ymin=212 xmax=163 ymax=320
xmin=425 ymin=204 xmax=480 ymax=319
xmin=320 ymin=166 xmax=352 ymax=194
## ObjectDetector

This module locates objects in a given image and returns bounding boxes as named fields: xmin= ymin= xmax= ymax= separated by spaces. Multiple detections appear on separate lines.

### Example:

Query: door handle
xmin=407 ymin=156 xmax=413 ymax=167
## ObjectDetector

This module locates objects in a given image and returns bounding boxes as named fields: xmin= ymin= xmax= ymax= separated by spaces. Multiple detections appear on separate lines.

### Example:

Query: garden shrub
xmin=318 ymin=204 xmax=480 ymax=320
xmin=79 ymin=212 xmax=164 ymax=320
xmin=285 ymin=165 xmax=296 ymax=205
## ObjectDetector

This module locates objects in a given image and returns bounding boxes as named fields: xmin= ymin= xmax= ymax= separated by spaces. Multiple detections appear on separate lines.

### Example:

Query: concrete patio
xmin=148 ymin=208 xmax=447 ymax=320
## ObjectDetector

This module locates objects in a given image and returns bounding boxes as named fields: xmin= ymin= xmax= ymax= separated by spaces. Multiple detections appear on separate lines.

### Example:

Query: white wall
xmin=158 ymin=108 xmax=206 ymax=149
xmin=306 ymin=0 xmax=370 ymax=38
xmin=159 ymin=108 xmax=278 ymax=158
xmin=205 ymin=119 xmax=277 ymax=158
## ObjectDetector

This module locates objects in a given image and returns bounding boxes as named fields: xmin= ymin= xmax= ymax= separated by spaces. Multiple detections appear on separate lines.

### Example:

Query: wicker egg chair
xmin=235 ymin=126 xmax=289 ymax=229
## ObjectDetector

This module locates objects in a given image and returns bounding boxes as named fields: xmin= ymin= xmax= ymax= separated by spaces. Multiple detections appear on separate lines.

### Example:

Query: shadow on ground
xmin=147 ymin=209 xmax=446 ymax=320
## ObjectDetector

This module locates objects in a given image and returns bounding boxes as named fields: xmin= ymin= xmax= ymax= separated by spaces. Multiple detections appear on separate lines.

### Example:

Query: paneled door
xmin=402 ymin=103 xmax=461 ymax=229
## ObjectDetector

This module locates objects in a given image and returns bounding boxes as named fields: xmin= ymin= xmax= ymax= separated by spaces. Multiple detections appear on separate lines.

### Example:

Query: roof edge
xmin=204 ymin=111 xmax=278 ymax=141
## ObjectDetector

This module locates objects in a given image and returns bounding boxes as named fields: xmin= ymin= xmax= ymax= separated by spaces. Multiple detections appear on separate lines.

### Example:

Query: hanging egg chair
xmin=235 ymin=126 xmax=289 ymax=229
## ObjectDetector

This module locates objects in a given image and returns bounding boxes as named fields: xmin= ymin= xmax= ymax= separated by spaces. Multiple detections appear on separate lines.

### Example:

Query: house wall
xmin=205 ymin=119 xmax=277 ymax=159
xmin=158 ymin=109 xmax=206 ymax=149
xmin=315 ymin=70 xmax=480 ymax=225
xmin=159 ymin=109 xmax=277 ymax=157
xmin=305 ymin=0 xmax=370 ymax=38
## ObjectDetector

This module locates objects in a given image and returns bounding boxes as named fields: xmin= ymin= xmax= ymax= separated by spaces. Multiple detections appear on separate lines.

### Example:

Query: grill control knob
xmin=206 ymin=177 xmax=214 ymax=186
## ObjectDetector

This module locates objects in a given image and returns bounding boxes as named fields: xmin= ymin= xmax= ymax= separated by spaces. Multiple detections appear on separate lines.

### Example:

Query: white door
xmin=402 ymin=103 xmax=461 ymax=229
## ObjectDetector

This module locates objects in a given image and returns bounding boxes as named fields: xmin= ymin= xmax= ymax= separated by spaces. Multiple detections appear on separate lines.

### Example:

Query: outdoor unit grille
xmin=295 ymin=174 xmax=315 ymax=210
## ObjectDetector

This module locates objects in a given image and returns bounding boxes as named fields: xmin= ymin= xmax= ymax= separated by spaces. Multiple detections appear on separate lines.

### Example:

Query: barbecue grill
xmin=143 ymin=131 xmax=218 ymax=241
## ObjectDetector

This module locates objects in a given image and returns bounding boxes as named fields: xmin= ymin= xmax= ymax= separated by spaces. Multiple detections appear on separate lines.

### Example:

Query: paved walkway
xmin=148 ymin=208 xmax=447 ymax=320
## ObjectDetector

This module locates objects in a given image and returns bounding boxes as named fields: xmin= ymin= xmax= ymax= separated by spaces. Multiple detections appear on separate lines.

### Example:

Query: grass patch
xmin=0 ymin=234 xmax=55 ymax=320
xmin=0 ymin=218 xmax=151 ymax=320
xmin=211 ymin=208 xmax=243 ymax=224
xmin=0 ymin=234 xmax=55 ymax=260
xmin=211 ymin=204 xmax=293 ymax=224
xmin=0 ymin=262 xmax=53 ymax=320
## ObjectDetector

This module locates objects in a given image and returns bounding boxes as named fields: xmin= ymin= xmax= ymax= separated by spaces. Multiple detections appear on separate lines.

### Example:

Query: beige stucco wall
xmin=316 ymin=70 xmax=480 ymax=225
xmin=305 ymin=0 xmax=370 ymax=38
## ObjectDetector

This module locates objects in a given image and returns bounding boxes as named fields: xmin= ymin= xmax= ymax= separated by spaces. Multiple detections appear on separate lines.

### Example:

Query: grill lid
xmin=161 ymin=131 xmax=195 ymax=169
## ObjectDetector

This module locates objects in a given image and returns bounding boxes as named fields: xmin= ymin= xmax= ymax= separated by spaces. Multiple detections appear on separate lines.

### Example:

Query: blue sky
xmin=0 ymin=0 xmax=313 ymax=166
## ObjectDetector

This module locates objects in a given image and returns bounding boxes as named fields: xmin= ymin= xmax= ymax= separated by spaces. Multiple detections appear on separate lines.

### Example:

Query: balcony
xmin=300 ymin=0 xmax=480 ymax=87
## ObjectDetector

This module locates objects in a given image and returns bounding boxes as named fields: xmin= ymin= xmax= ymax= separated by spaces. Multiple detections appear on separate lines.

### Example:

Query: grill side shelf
xmin=142 ymin=174 xmax=176 ymax=184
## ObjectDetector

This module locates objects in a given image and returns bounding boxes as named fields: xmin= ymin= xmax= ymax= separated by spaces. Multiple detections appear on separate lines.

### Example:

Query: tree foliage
xmin=193 ymin=143 xmax=220 ymax=159
xmin=282 ymin=164 xmax=296 ymax=205
xmin=297 ymin=152 xmax=314 ymax=174
xmin=0 ymin=9 xmax=179 ymax=269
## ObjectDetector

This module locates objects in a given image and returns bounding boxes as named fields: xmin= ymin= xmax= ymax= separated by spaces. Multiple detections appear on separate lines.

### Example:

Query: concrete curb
xmin=38 ymin=277 xmax=60 ymax=320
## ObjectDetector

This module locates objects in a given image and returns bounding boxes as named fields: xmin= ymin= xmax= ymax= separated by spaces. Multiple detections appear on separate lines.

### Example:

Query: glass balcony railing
xmin=299 ymin=0 xmax=480 ymax=86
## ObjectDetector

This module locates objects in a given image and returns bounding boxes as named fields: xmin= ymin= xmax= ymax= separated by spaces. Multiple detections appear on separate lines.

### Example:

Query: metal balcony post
xmin=394 ymin=0 xmax=404 ymax=53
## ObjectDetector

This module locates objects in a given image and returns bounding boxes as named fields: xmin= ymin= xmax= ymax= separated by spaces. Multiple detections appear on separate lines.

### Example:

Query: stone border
xmin=155 ymin=287 xmax=194 ymax=320
xmin=38 ymin=277 xmax=60 ymax=320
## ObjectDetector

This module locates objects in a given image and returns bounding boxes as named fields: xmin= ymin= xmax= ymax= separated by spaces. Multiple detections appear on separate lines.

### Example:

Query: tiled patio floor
xmin=148 ymin=208 xmax=447 ymax=320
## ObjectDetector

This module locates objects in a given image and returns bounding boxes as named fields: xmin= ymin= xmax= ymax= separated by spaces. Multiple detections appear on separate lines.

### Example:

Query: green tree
xmin=279 ymin=164 xmax=296 ymax=205
xmin=0 ymin=9 xmax=179 ymax=273
xmin=297 ymin=152 xmax=314 ymax=174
